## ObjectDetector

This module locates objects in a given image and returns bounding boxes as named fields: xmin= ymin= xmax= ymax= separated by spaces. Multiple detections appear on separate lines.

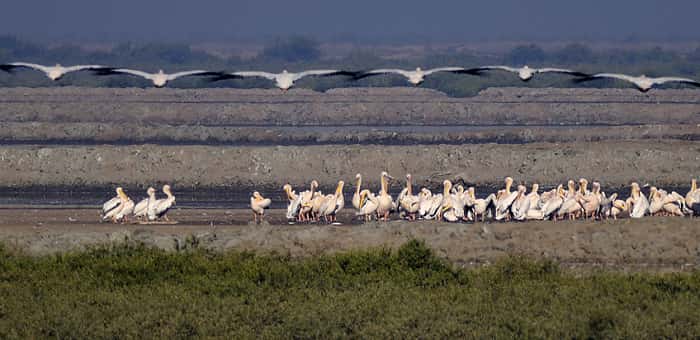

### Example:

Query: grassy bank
xmin=1 ymin=240 xmax=699 ymax=338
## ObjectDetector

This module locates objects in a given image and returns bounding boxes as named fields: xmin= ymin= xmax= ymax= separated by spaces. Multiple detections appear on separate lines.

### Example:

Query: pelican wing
xmin=167 ymin=70 xmax=220 ymax=81
xmin=259 ymin=198 xmax=272 ymax=209
xmin=586 ymin=73 xmax=638 ymax=84
xmin=2 ymin=62 xmax=50 ymax=73
xmin=63 ymin=65 xmax=105 ymax=73
xmin=423 ymin=67 xmax=470 ymax=76
xmin=232 ymin=71 xmax=278 ymax=80
xmin=354 ymin=69 xmax=411 ymax=80
xmin=109 ymin=68 xmax=155 ymax=80
xmin=536 ymin=68 xmax=589 ymax=77
xmin=473 ymin=65 xmax=520 ymax=73
xmin=292 ymin=70 xmax=354 ymax=81
xmin=653 ymin=77 xmax=700 ymax=87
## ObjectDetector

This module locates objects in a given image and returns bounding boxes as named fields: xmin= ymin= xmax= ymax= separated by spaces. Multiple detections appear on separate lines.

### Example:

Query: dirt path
xmin=1 ymin=208 xmax=698 ymax=271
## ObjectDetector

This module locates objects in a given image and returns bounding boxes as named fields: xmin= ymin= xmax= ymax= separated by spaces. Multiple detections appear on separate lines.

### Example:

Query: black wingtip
xmin=0 ymin=64 xmax=16 ymax=73
xmin=209 ymin=74 xmax=242 ymax=82
xmin=91 ymin=67 xmax=120 ymax=76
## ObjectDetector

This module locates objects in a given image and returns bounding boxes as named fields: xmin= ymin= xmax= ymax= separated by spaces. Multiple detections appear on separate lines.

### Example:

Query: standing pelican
xmin=133 ymin=187 xmax=157 ymax=220
xmin=376 ymin=172 xmax=394 ymax=221
xmin=319 ymin=181 xmax=345 ymax=223
xmin=213 ymin=69 xmax=355 ymax=91
xmin=437 ymin=180 xmax=460 ymax=222
xmin=283 ymin=184 xmax=302 ymax=222
xmin=541 ymin=185 xmax=565 ymax=221
xmin=495 ymin=177 xmax=518 ymax=221
xmin=578 ymin=181 xmax=601 ymax=220
xmin=510 ymin=185 xmax=530 ymax=221
xmin=467 ymin=187 xmax=496 ymax=222
xmin=626 ymin=182 xmax=649 ymax=218
xmin=558 ymin=180 xmax=583 ymax=220
xmin=399 ymin=174 xmax=421 ymax=220
xmin=352 ymin=174 xmax=363 ymax=210
xmin=150 ymin=185 xmax=176 ymax=221
xmin=471 ymin=65 xmax=588 ymax=81
xmin=685 ymin=179 xmax=700 ymax=212
xmin=299 ymin=180 xmax=319 ymax=222
xmin=101 ymin=187 xmax=130 ymax=223
xmin=357 ymin=189 xmax=379 ymax=222
xmin=250 ymin=191 xmax=272 ymax=223
xmin=101 ymin=187 xmax=124 ymax=220
xmin=576 ymin=73 xmax=700 ymax=92
xmin=354 ymin=67 xmax=481 ymax=86
xmin=0 ymin=62 xmax=106 ymax=81
xmin=96 ymin=68 xmax=220 ymax=88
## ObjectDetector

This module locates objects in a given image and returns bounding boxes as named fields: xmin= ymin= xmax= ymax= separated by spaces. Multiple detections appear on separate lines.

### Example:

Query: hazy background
xmin=1 ymin=0 xmax=700 ymax=43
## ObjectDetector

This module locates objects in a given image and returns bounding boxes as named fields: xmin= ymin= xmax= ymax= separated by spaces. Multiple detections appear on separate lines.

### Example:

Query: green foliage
xmin=1 ymin=240 xmax=699 ymax=338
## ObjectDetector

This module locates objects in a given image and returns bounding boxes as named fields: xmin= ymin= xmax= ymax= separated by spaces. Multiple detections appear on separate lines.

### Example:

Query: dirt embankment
xmin=1 ymin=122 xmax=698 ymax=145
xmin=1 ymin=209 xmax=698 ymax=271
xmin=1 ymin=141 xmax=698 ymax=190
xmin=1 ymin=87 xmax=700 ymax=126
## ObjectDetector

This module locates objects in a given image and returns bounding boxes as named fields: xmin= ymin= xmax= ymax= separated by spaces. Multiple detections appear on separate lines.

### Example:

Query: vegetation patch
xmin=0 ymin=240 xmax=699 ymax=338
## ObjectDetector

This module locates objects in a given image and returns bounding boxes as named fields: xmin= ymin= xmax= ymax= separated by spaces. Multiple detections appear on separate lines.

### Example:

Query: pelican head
xmin=116 ymin=187 xmax=124 ymax=195
xmin=504 ymin=177 xmax=514 ymax=192
xmin=381 ymin=171 xmax=394 ymax=180
xmin=579 ymin=178 xmax=589 ymax=194
xmin=691 ymin=178 xmax=697 ymax=191
xmin=556 ymin=184 xmax=565 ymax=197
xmin=531 ymin=183 xmax=539 ymax=194
xmin=336 ymin=181 xmax=345 ymax=195
xmin=311 ymin=180 xmax=319 ymax=190
xmin=355 ymin=173 xmax=362 ymax=180
xmin=468 ymin=187 xmax=476 ymax=200
xmin=147 ymin=187 xmax=156 ymax=195
xmin=253 ymin=191 xmax=263 ymax=200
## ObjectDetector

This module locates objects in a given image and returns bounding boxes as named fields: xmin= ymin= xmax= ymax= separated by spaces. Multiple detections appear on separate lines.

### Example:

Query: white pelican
xmin=299 ymin=180 xmax=319 ymax=222
xmin=685 ymin=179 xmax=700 ymax=212
xmin=467 ymin=187 xmax=496 ymax=222
xmin=399 ymin=174 xmax=420 ymax=220
xmin=558 ymin=180 xmax=583 ymax=220
xmin=510 ymin=185 xmax=530 ymax=221
xmin=376 ymin=172 xmax=394 ymax=221
xmin=495 ymin=177 xmax=518 ymax=221
xmin=599 ymin=193 xmax=618 ymax=220
xmin=355 ymin=67 xmax=480 ymax=86
xmin=101 ymin=187 xmax=128 ymax=223
xmin=578 ymin=181 xmax=601 ymax=220
xmin=471 ymin=65 xmax=588 ymax=82
xmin=115 ymin=195 xmax=135 ymax=223
xmin=626 ymin=182 xmax=649 ymax=218
xmin=213 ymin=70 xmax=355 ymax=91
xmin=149 ymin=185 xmax=176 ymax=221
xmin=352 ymin=174 xmax=363 ymax=210
xmin=611 ymin=199 xmax=628 ymax=220
xmin=541 ymin=185 xmax=565 ymax=221
xmin=418 ymin=188 xmax=444 ymax=220
xmin=283 ymin=184 xmax=302 ymax=222
xmin=357 ymin=189 xmax=379 ymax=222
xmin=437 ymin=180 xmax=459 ymax=222
xmin=97 ymin=68 xmax=220 ymax=88
xmin=250 ymin=191 xmax=272 ymax=223
xmin=319 ymin=181 xmax=345 ymax=223
xmin=0 ymin=62 xmax=106 ymax=81
xmin=310 ymin=191 xmax=327 ymax=222
xmin=133 ymin=187 xmax=157 ymax=220
xmin=101 ymin=187 xmax=123 ymax=220
xmin=576 ymin=73 xmax=700 ymax=92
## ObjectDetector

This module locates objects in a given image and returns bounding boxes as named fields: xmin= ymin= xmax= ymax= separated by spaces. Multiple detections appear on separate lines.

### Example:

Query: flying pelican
xmin=149 ymin=185 xmax=176 ymax=221
xmin=471 ymin=65 xmax=588 ymax=82
xmin=352 ymin=174 xmax=363 ymax=210
xmin=576 ymin=73 xmax=700 ymax=92
xmin=250 ymin=191 xmax=272 ymax=223
xmin=399 ymin=174 xmax=420 ymax=220
xmin=319 ymin=181 xmax=345 ymax=223
xmin=133 ymin=187 xmax=157 ymax=220
xmin=0 ymin=62 xmax=106 ymax=81
xmin=283 ymin=184 xmax=302 ymax=222
xmin=213 ymin=70 xmax=355 ymax=91
xmin=101 ymin=187 xmax=127 ymax=223
xmin=376 ymin=172 xmax=394 ymax=221
xmin=357 ymin=189 xmax=379 ymax=222
xmin=354 ymin=67 xmax=480 ymax=86
xmin=96 ymin=68 xmax=220 ymax=88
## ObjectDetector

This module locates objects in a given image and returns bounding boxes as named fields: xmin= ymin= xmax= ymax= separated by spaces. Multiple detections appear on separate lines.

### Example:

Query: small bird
xmin=471 ymin=65 xmax=588 ymax=81
xmin=96 ymin=68 xmax=221 ymax=87
xmin=0 ymin=62 xmax=106 ymax=81
xmin=576 ymin=73 xmax=700 ymax=92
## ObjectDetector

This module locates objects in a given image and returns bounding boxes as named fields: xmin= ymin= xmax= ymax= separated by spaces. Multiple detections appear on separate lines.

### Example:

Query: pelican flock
xmin=4 ymin=60 xmax=700 ymax=92
xmin=101 ymin=185 xmax=175 ymax=223
xmin=272 ymin=175 xmax=699 ymax=225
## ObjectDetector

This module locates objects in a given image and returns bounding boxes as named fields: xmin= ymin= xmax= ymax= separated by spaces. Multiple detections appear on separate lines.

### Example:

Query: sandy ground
xmin=1 ymin=208 xmax=698 ymax=272
xmin=1 ymin=87 xmax=700 ymax=126
xmin=1 ymin=141 xmax=698 ymax=190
